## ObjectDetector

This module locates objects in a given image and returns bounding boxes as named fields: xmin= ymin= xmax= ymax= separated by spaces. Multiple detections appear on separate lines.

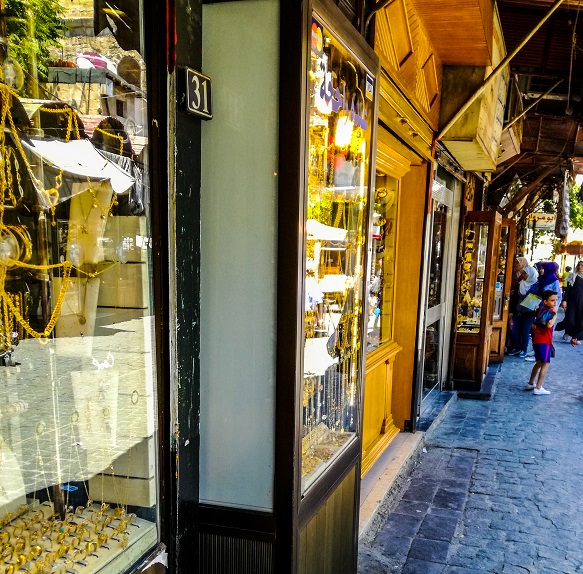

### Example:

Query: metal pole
xmin=437 ymin=0 xmax=567 ymax=141
xmin=504 ymin=79 xmax=563 ymax=131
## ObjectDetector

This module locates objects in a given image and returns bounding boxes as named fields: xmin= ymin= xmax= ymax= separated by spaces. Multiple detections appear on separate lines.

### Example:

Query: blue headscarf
xmin=538 ymin=261 xmax=559 ymax=288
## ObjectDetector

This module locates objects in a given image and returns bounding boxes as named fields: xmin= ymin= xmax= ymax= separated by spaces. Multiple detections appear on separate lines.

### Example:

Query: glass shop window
xmin=367 ymin=173 xmax=398 ymax=352
xmin=0 ymin=2 xmax=158 ymax=573
xmin=302 ymin=17 xmax=374 ymax=492
xmin=457 ymin=222 xmax=489 ymax=333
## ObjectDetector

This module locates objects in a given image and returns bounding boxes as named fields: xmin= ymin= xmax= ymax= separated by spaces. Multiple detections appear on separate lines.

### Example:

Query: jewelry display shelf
xmin=0 ymin=503 xmax=156 ymax=574
xmin=79 ymin=518 xmax=156 ymax=574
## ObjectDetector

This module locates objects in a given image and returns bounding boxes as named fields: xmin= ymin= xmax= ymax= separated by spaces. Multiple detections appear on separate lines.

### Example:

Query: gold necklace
xmin=93 ymin=127 xmax=125 ymax=156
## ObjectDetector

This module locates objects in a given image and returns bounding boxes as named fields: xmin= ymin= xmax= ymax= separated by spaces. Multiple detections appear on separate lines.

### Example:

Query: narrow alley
xmin=359 ymin=326 xmax=583 ymax=574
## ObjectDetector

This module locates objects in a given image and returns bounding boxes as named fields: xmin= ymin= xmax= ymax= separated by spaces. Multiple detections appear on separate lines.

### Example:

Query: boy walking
xmin=525 ymin=290 xmax=558 ymax=395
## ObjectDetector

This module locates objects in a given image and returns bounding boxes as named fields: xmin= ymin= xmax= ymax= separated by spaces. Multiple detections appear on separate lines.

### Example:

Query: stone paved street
xmin=358 ymin=327 xmax=583 ymax=574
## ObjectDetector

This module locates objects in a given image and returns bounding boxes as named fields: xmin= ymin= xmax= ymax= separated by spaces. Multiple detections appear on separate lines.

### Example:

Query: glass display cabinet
xmin=0 ymin=4 xmax=161 ymax=574
xmin=301 ymin=12 xmax=376 ymax=493
xmin=453 ymin=211 xmax=502 ymax=390
xmin=489 ymin=218 xmax=516 ymax=363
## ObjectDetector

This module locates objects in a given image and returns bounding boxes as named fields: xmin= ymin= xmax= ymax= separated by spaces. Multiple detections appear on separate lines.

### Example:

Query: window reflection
xmin=367 ymin=174 xmax=398 ymax=352
xmin=0 ymin=1 xmax=158 ymax=571
xmin=302 ymin=18 xmax=374 ymax=492
xmin=427 ymin=201 xmax=448 ymax=308
xmin=493 ymin=226 xmax=509 ymax=320
xmin=422 ymin=321 xmax=440 ymax=398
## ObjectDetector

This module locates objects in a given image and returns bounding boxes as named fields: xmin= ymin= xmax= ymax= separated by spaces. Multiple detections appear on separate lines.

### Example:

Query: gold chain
xmin=3 ymin=261 xmax=72 ymax=340
xmin=94 ymin=126 xmax=124 ymax=155
xmin=38 ymin=106 xmax=81 ymax=142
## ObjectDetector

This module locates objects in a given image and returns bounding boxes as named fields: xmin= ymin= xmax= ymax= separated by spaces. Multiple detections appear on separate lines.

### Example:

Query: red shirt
xmin=532 ymin=305 xmax=555 ymax=345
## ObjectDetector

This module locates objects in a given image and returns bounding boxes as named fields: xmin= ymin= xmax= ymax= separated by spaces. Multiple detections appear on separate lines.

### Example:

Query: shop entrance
xmin=415 ymin=168 xmax=460 ymax=417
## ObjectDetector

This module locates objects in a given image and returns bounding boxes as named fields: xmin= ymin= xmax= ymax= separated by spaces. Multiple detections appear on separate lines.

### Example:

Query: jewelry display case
xmin=452 ymin=211 xmax=502 ymax=390
xmin=301 ymin=14 xmax=376 ymax=493
xmin=489 ymin=218 xmax=516 ymax=363
xmin=0 ymin=3 xmax=161 ymax=573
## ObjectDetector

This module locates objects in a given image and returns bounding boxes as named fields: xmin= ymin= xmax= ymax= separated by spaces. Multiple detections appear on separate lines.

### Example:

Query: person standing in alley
xmin=558 ymin=260 xmax=583 ymax=345
xmin=507 ymin=256 xmax=530 ymax=354
xmin=525 ymin=290 xmax=558 ymax=395
xmin=524 ymin=261 xmax=562 ymax=362
xmin=508 ymin=265 xmax=539 ymax=358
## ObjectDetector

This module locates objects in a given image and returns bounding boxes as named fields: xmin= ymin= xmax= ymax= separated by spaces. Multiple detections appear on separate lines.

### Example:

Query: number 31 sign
xmin=185 ymin=68 xmax=212 ymax=120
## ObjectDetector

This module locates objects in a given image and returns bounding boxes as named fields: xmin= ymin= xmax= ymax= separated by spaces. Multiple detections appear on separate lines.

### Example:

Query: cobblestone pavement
xmin=359 ymin=328 xmax=583 ymax=574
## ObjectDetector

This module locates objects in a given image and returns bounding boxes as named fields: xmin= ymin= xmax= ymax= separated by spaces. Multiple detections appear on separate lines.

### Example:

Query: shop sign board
xmin=527 ymin=212 xmax=556 ymax=230
xmin=185 ymin=67 xmax=212 ymax=120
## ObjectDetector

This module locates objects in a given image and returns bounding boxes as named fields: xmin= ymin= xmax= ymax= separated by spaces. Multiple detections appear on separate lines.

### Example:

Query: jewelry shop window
xmin=0 ymin=2 xmax=159 ymax=573
xmin=302 ymin=16 xmax=375 ymax=492
xmin=457 ymin=222 xmax=489 ymax=333
xmin=367 ymin=173 xmax=398 ymax=352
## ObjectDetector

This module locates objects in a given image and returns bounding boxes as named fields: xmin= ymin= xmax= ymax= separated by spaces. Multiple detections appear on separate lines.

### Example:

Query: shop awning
xmin=306 ymin=219 xmax=347 ymax=241
xmin=20 ymin=137 xmax=135 ymax=206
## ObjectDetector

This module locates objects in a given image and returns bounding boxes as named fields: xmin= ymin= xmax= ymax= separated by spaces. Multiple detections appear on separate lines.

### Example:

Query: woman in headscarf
xmin=557 ymin=260 xmax=583 ymax=345
xmin=508 ymin=265 xmax=540 ymax=358
xmin=507 ymin=256 xmax=530 ymax=353
xmin=538 ymin=261 xmax=562 ymax=307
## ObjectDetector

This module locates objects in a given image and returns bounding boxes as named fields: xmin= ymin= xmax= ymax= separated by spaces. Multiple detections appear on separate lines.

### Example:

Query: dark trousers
xmin=510 ymin=313 xmax=535 ymax=353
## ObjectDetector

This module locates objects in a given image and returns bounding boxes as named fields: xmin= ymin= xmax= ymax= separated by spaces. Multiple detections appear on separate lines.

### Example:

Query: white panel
xmin=200 ymin=0 xmax=279 ymax=511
